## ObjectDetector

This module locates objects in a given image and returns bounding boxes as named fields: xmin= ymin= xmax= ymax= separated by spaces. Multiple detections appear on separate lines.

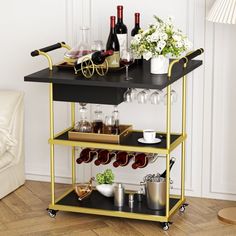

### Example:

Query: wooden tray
xmin=68 ymin=125 xmax=132 ymax=144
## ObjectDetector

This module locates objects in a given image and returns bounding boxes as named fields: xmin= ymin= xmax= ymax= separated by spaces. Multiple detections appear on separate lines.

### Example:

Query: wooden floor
xmin=1 ymin=181 xmax=236 ymax=236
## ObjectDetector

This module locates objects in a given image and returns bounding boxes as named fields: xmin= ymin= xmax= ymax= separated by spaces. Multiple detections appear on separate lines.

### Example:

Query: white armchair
xmin=0 ymin=90 xmax=25 ymax=199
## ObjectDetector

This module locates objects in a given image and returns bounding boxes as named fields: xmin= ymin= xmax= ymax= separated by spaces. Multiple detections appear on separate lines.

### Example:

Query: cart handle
xmin=168 ymin=48 xmax=204 ymax=78
xmin=30 ymin=42 xmax=71 ymax=70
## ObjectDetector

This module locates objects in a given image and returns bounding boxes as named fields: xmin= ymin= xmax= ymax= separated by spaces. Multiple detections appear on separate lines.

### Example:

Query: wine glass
xmin=164 ymin=89 xmax=177 ymax=105
xmin=120 ymin=50 xmax=134 ymax=80
xmin=150 ymin=90 xmax=163 ymax=105
xmin=137 ymin=89 xmax=151 ymax=104
xmin=123 ymin=88 xmax=133 ymax=103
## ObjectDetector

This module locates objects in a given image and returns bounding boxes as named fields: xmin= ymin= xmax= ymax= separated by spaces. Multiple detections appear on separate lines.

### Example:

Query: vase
xmin=150 ymin=56 xmax=169 ymax=74
xmin=96 ymin=184 xmax=115 ymax=197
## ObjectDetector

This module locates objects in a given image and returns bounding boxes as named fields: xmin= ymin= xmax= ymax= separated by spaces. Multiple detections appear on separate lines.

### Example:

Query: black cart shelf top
xmin=24 ymin=60 xmax=202 ymax=90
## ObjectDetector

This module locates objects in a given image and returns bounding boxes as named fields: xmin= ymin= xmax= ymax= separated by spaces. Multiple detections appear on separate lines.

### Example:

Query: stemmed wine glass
xmin=164 ymin=89 xmax=177 ymax=105
xmin=150 ymin=90 xmax=163 ymax=105
xmin=137 ymin=89 xmax=151 ymax=104
xmin=123 ymin=88 xmax=133 ymax=103
xmin=120 ymin=50 xmax=134 ymax=80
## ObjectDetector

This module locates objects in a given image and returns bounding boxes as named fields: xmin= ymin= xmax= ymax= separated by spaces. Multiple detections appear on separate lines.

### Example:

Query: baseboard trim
xmin=26 ymin=173 xmax=73 ymax=184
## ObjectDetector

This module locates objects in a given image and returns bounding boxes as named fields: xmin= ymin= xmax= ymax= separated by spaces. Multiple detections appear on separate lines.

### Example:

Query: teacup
xmin=143 ymin=129 xmax=156 ymax=142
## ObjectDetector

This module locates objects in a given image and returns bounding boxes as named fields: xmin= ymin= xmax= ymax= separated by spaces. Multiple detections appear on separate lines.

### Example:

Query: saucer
xmin=138 ymin=138 xmax=162 ymax=144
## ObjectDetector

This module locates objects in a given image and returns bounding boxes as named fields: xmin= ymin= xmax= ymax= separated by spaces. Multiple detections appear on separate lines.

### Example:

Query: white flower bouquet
xmin=131 ymin=16 xmax=192 ymax=61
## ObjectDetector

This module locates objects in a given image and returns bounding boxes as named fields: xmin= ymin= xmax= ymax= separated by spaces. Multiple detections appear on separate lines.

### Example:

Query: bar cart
xmin=24 ymin=42 xmax=203 ymax=231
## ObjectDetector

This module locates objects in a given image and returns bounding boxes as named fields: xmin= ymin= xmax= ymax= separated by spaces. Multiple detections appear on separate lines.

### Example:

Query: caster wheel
xmin=179 ymin=203 xmax=189 ymax=213
xmin=179 ymin=206 xmax=185 ymax=213
xmin=161 ymin=222 xmax=170 ymax=231
xmin=47 ymin=208 xmax=58 ymax=218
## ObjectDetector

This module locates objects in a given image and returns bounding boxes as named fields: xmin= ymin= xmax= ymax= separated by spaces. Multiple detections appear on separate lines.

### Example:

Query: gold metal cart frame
xmin=26 ymin=44 xmax=203 ymax=230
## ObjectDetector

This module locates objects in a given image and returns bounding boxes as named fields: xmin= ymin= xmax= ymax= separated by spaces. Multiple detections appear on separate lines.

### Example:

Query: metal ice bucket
xmin=142 ymin=179 xmax=166 ymax=210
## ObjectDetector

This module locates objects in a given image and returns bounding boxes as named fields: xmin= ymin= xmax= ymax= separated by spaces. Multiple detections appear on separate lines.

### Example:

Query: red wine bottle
xmin=94 ymin=150 xmax=117 ymax=166
xmin=106 ymin=16 xmax=120 ymax=68
xmin=74 ymin=50 xmax=113 ymax=72
xmin=76 ymin=148 xmax=91 ymax=164
xmin=115 ymin=5 xmax=128 ymax=55
xmin=113 ymin=152 xmax=134 ymax=168
xmin=76 ymin=149 xmax=98 ymax=164
xmin=160 ymin=157 xmax=176 ymax=178
xmin=132 ymin=153 xmax=148 ymax=169
xmin=131 ymin=13 xmax=143 ymax=65
xmin=131 ymin=13 xmax=141 ymax=36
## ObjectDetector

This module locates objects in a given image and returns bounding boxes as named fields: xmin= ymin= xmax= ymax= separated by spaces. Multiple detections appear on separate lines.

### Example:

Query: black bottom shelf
xmin=56 ymin=190 xmax=179 ymax=217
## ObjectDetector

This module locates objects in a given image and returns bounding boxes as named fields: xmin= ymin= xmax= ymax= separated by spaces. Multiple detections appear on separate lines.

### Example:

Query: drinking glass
xmin=120 ymin=50 xmax=134 ymax=80
xmin=124 ymin=88 xmax=133 ymax=103
xmin=137 ymin=89 xmax=151 ymax=104
xmin=150 ymin=90 xmax=163 ymax=105
xmin=164 ymin=89 xmax=177 ymax=105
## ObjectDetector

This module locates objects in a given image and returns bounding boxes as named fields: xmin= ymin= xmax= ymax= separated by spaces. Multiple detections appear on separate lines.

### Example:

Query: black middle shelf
xmin=50 ymin=129 xmax=185 ymax=154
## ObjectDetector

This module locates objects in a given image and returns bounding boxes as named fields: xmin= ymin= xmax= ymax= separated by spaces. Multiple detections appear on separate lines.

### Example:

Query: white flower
xmin=157 ymin=40 xmax=166 ymax=51
xmin=159 ymin=33 xmax=168 ymax=41
xmin=176 ymin=41 xmax=183 ymax=48
xmin=143 ymin=51 xmax=153 ymax=60
xmin=150 ymin=32 xmax=160 ymax=42
xmin=184 ymin=39 xmax=193 ymax=49
xmin=134 ymin=34 xmax=142 ymax=41
xmin=173 ymin=34 xmax=181 ymax=42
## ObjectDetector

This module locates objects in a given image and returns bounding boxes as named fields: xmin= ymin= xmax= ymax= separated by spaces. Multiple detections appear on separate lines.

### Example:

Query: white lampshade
xmin=207 ymin=0 xmax=236 ymax=24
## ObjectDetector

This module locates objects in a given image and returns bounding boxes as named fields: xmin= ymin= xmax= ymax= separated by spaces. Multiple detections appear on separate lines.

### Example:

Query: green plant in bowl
xmin=96 ymin=169 xmax=114 ymax=184
xmin=96 ymin=169 xmax=115 ymax=197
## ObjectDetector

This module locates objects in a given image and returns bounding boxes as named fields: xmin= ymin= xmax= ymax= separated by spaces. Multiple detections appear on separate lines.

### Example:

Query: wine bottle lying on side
xmin=74 ymin=50 xmax=113 ymax=72
xmin=76 ymin=148 xmax=100 ymax=164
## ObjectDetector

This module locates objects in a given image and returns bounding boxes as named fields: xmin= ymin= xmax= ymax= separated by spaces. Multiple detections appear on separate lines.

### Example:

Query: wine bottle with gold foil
xmin=106 ymin=16 xmax=120 ymax=68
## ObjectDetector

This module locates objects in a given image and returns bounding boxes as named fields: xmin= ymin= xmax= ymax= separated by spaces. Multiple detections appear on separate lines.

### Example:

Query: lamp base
xmin=218 ymin=207 xmax=236 ymax=224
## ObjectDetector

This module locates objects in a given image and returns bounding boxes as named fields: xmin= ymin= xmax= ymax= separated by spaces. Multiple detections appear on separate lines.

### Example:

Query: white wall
xmin=1 ymin=0 xmax=235 ymax=200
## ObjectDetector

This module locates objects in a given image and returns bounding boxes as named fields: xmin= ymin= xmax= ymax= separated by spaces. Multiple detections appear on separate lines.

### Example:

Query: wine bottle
xmin=94 ymin=150 xmax=117 ymax=166
xmin=74 ymin=50 xmax=113 ymax=71
xmin=113 ymin=152 xmax=134 ymax=167
xmin=76 ymin=148 xmax=98 ymax=164
xmin=131 ymin=13 xmax=143 ymax=65
xmin=160 ymin=157 xmax=176 ymax=178
xmin=132 ymin=153 xmax=148 ymax=169
xmin=106 ymin=16 xmax=120 ymax=68
xmin=115 ymin=5 xmax=128 ymax=56
xmin=131 ymin=13 xmax=141 ymax=36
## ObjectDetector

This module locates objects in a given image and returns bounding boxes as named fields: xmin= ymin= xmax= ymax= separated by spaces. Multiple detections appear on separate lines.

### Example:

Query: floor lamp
xmin=207 ymin=0 xmax=236 ymax=224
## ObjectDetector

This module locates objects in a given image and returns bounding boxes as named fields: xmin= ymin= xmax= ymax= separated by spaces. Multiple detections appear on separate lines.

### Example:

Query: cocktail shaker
xmin=114 ymin=183 xmax=125 ymax=207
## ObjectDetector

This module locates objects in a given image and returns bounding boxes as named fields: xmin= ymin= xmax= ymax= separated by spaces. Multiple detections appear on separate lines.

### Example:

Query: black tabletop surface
xmin=24 ymin=60 xmax=202 ymax=90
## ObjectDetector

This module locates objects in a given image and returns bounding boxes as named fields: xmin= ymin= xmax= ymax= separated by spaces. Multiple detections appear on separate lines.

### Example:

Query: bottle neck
xmin=110 ymin=16 xmax=116 ymax=33
xmin=117 ymin=6 xmax=123 ymax=23
xmin=135 ymin=13 xmax=140 ymax=25
xmin=135 ymin=23 xmax=140 ymax=29
xmin=117 ymin=17 xmax=123 ymax=24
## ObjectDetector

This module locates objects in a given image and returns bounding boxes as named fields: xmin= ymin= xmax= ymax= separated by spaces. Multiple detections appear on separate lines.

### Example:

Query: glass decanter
xmin=64 ymin=27 xmax=91 ymax=63
xmin=74 ymin=103 xmax=92 ymax=133
xmin=92 ymin=105 xmax=104 ymax=134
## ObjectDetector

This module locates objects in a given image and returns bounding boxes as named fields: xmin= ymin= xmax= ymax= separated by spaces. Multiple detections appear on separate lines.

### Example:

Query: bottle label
xmin=107 ymin=51 xmax=120 ymax=68
xmin=117 ymin=34 xmax=128 ymax=57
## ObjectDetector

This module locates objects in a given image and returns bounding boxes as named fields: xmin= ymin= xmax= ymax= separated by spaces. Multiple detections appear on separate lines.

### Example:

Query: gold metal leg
xmin=181 ymin=74 xmax=187 ymax=200
xmin=71 ymin=102 xmax=76 ymax=186
xmin=165 ymin=84 xmax=171 ymax=218
xmin=49 ymin=84 xmax=55 ymax=205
